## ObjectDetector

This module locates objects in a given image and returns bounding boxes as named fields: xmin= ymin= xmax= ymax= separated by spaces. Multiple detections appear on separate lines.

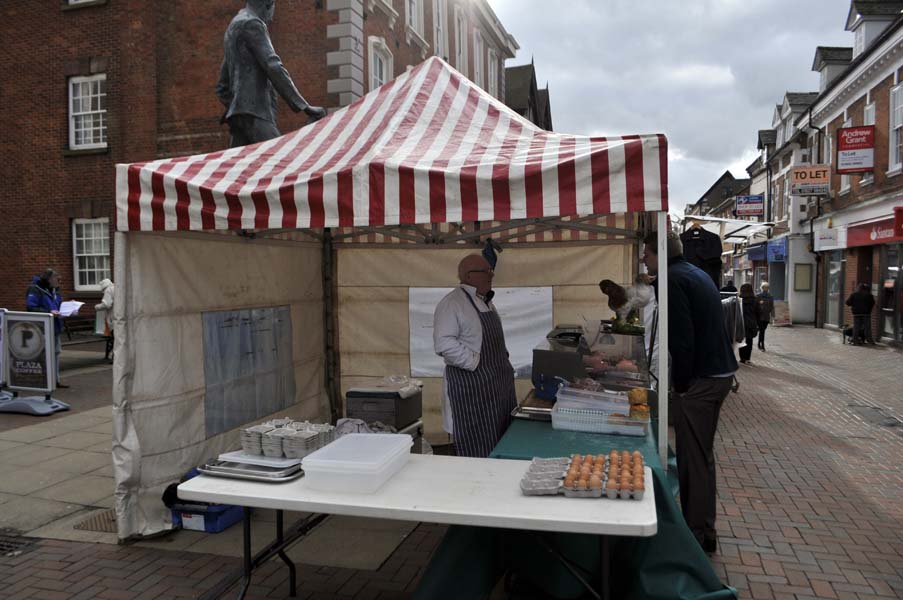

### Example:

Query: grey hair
xmin=642 ymin=231 xmax=683 ymax=259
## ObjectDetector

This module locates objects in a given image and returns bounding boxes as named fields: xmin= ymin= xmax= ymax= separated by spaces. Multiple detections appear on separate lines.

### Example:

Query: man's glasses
xmin=467 ymin=269 xmax=494 ymax=276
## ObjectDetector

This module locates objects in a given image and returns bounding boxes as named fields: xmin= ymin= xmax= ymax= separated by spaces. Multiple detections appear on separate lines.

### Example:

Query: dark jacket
xmin=846 ymin=290 xmax=875 ymax=315
xmin=25 ymin=276 xmax=62 ymax=334
xmin=755 ymin=292 xmax=774 ymax=322
xmin=655 ymin=257 xmax=739 ymax=393
xmin=741 ymin=296 xmax=759 ymax=337
xmin=216 ymin=8 xmax=309 ymax=123
xmin=720 ymin=284 xmax=737 ymax=293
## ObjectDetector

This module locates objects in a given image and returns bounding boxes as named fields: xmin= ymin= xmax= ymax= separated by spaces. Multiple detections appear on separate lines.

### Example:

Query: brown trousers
xmin=675 ymin=376 xmax=733 ymax=545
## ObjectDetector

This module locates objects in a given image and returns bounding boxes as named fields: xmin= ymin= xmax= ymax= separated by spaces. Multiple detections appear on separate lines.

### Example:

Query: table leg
xmin=236 ymin=507 xmax=252 ymax=600
xmin=276 ymin=510 xmax=297 ymax=597
xmin=599 ymin=535 xmax=610 ymax=600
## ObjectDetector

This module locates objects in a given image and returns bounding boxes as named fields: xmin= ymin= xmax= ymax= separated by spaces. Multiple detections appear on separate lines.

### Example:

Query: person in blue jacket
xmin=643 ymin=231 xmax=738 ymax=554
xmin=25 ymin=269 xmax=67 ymax=388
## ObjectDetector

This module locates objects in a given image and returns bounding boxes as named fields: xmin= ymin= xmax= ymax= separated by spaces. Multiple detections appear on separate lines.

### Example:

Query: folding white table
xmin=178 ymin=454 xmax=657 ymax=600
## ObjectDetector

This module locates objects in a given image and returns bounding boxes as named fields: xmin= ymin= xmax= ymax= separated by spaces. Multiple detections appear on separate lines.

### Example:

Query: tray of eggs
xmin=519 ymin=451 xmax=645 ymax=500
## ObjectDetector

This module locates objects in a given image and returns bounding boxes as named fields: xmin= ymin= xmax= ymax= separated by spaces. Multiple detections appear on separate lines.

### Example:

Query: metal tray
xmin=511 ymin=405 xmax=552 ymax=421
xmin=198 ymin=460 xmax=305 ymax=483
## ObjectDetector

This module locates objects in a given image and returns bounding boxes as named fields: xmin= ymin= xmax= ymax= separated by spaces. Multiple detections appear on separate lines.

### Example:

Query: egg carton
xmin=520 ymin=478 xmax=562 ymax=496
xmin=520 ymin=455 xmax=645 ymax=500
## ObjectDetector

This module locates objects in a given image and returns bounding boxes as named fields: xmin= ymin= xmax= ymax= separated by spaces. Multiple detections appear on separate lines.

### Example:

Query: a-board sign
xmin=790 ymin=165 xmax=829 ymax=196
xmin=2 ymin=311 xmax=55 ymax=394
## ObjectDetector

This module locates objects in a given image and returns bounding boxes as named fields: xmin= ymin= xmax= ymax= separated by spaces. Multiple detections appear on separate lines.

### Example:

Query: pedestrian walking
xmin=846 ymin=283 xmax=876 ymax=345
xmin=95 ymin=278 xmax=115 ymax=361
xmin=738 ymin=283 xmax=759 ymax=364
xmin=755 ymin=282 xmax=775 ymax=351
xmin=719 ymin=280 xmax=737 ymax=293
xmin=25 ymin=268 xmax=67 ymax=388
xmin=642 ymin=231 xmax=738 ymax=553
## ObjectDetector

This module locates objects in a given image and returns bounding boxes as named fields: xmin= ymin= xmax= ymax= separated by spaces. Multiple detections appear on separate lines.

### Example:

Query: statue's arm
xmin=242 ymin=19 xmax=310 ymax=113
xmin=215 ymin=59 xmax=232 ymax=108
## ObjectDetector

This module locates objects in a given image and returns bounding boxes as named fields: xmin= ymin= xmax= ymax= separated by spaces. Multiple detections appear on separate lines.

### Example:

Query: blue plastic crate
xmin=172 ymin=502 xmax=243 ymax=533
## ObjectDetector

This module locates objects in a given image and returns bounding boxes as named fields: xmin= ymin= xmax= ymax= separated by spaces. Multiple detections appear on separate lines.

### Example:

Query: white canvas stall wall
xmin=336 ymin=244 xmax=634 ymax=443
xmin=113 ymin=232 xmax=328 ymax=539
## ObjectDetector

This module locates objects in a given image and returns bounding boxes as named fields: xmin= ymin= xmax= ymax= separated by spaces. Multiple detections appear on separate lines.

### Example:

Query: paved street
xmin=0 ymin=326 xmax=901 ymax=599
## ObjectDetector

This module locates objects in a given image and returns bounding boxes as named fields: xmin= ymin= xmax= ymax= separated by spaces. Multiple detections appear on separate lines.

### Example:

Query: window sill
xmin=839 ymin=186 xmax=851 ymax=196
xmin=64 ymin=147 xmax=109 ymax=157
xmin=405 ymin=24 xmax=430 ymax=59
xmin=62 ymin=0 xmax=107 ymax=11
xmin=860 ymin=176 xmax=873 ymax=188
xmin=886 ymin=166 xmax=902 ymax=178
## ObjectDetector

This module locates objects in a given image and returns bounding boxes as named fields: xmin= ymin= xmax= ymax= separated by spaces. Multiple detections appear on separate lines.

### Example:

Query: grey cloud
xmin=490 ymin=0 xmax=852 ymax=210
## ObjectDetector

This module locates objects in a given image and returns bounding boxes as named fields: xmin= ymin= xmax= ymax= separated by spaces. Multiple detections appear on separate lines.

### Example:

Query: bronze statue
xmin=216 ymin=0 xmax=327 ymax=147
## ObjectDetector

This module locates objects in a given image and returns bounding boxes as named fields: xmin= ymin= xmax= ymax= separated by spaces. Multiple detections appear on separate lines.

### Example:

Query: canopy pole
xmin=656 ymin=212 xmax=669 ymax=468
xmin=322 ymin=229 xmax=340 ymax=423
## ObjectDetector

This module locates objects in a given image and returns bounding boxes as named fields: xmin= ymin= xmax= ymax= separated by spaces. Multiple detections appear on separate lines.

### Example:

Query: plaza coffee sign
xmin=847 ymin=217 xmax=903 ymax=248
xmin=836 ymin=125 xmax=875 ymax=174
xmin=2 ymin=311 xmax=54 ymax=393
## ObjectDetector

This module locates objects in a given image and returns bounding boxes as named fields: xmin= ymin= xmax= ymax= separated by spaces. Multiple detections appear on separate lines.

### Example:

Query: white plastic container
xmin=555 ymin=386 xmax=630 ymax=413
xmin=301 ymin=433 xmax=413 ymax=493
xmin=551 ymin=405 xmax=649 ymax=437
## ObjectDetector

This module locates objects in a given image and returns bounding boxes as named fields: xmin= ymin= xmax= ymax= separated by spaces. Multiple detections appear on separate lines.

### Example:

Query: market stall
xmin=110 ymin=55 xmax=712 ymax=599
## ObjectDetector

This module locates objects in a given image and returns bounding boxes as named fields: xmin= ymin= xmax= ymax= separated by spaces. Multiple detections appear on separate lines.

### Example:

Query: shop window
xmin=890 ymin=84 xmax=903 ymax=171
xmin=432 ymin=0 xmax=448 ymax=59
xmin=862 ymin=103 xmax=875 ymax=184
xmin=69 ymin=74 xmax=107 ymax=150
xmin=368 ymin=36 xmax=393 ymax=91
xmin=72 ymin=218 xmax=111 ymax=291
xmin=472 ymin=30 xmax=484 ymax=87
xmin=840 ymin=118 xmax=852 ymax=192
xmin=454 ymin=5 xmax=468 ymax=76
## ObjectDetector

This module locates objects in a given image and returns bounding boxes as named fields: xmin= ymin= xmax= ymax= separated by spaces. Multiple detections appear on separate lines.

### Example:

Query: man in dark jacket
xmin=846 ymin=283 xmax=876 ymax=345
xmin=25 ymin=269 xmax=67 ymax=387
xmin=643 ymin=231 xmax=738 ymax=553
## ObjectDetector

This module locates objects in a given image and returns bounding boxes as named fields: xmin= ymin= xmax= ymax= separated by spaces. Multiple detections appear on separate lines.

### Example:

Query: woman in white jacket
xmin=95 ymin=279 xmax=114 ymax=361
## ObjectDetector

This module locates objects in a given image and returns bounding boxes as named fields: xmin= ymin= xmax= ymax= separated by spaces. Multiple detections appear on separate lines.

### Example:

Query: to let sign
xmin=836 ymin=125 xmax=875 ymax=174
xmin=735 ymin=195 xmax=764 ymax=216
xmin=791 ymin=165 xmax=829 ymax=196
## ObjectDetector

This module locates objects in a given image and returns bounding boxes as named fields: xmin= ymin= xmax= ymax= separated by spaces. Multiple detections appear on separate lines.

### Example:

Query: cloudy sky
xmin=488 ymin=0 xmax=854 ymax=214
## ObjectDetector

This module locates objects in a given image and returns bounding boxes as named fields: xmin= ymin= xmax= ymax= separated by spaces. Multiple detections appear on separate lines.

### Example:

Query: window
xmin=840 ymin=117 xmax=852 ymax=192
xmin=72 ymin=218 xmax=110 ymax=291
xmin=68 ymin=74 xmax=107 ymax=150
xmin=454 ymin=5 xmax=468 ymax=76
xmin=784 ymin=119 xmax=793 ymax=143
xmin=406 ymin=0 xmax=424 ymax=34
xmin=487 ymin=47 xmax=498 ymax=97
xmin=472 ymin=30 xmax=484 ymax=87
xmin=433 ymin=0 xmax=448 ymax=59
xmin=368 ymin=36 xmax=393 ymax=91
xmin=890 ymin=84 xmax=903 ymax=170
xmin=783 ymin=177 xmax=791 ymax=219
xmin=862 ymin=103 xmax=876 ymax=183
xmin=776 ymin=123 xmax=784 ymax=147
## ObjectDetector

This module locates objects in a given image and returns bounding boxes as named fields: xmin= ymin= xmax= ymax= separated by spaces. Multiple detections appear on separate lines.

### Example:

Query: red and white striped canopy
xmin=116 ymin=57 xmax=667 ymax=232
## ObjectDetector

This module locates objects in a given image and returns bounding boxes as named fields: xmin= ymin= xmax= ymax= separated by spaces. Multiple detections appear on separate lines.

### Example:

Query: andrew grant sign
xmin=836 ymin=126 xmax=875 ymax=174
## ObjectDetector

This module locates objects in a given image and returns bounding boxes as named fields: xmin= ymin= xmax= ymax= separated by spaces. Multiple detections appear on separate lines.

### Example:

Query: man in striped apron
xmin=433 ymin=255 xmax=517 ymax=458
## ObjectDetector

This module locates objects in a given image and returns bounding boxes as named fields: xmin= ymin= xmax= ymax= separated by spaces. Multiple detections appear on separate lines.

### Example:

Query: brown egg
xmin=606 ymin=478 xmax=618 ymax=490
xmin=609 ymin=467 xmax=619 ymax=481
xmin=593 ymin=467 xmax=605 ymax=477
xmin=572 ymin=454 xmax=583 ymax=463
xmin=595 ymin=454 xmax=606 ymax=464
xmin=621 ymin=450 xmax=630 ymax=461
xmin=589 ymin=475 xmax=602 ymax=489
xmin=576 ymin=479 xmax=588 ymax=490
xmin=634 ymin=479 xmax=645 ymax=491
xmin=632 ymin=450 xmax=642 ymax=461
xmin=564 ymin=476 xmax=575 ymax=488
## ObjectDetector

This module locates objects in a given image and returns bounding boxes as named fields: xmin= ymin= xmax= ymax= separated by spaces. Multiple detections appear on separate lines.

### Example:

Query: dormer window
xmin=854 ymin=25 xmax=865 ymax=56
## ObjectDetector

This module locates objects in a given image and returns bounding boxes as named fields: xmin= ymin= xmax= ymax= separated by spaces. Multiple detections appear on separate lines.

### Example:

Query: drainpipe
xmin=806 ymin=107 xmax=826 ymax=326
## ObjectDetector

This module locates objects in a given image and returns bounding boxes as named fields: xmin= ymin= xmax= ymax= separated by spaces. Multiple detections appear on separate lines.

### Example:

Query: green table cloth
xmin=414 ymin=420 xmax=736 ymax=600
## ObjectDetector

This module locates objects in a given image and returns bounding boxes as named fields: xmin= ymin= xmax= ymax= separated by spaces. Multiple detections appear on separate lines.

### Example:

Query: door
xmin=825 ymin=250 xmax=845 ymax=327
xmin=881 ymin=245 xmax=901 ymax=341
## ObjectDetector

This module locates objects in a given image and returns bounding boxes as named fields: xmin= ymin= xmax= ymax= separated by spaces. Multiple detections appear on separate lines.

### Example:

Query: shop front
xmin=767 ymin=237 xmax=787 ymax=301
xmin=848 ymin=215 xmax=903 ymax=343
xmin=748 ymin=243 xmax=767 ymax=291
xmin=814 ymin=226 xmax=848 ymax=329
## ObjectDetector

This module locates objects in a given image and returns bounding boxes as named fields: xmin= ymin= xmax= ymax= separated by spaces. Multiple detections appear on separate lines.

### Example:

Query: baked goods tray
xmin=197 ymin=460 xmax=305 ymax=483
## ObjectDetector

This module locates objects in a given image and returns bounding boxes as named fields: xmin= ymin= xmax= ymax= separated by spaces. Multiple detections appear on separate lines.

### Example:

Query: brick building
xmin=0 ymin=0 xmax=518 ymax=317
xmin=801 ymin=1 xmax=903 ymax=343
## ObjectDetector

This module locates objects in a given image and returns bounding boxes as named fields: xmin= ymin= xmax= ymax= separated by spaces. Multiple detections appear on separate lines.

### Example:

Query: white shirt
xmin=433 ymin=285 xmax=493 ymax=434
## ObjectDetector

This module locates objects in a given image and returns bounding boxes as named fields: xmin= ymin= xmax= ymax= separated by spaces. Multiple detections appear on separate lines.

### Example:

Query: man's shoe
xmin=702 ymin=536 xmax=717 ymax=554
xmin=56 ymin=382 xmax=70 ymax=389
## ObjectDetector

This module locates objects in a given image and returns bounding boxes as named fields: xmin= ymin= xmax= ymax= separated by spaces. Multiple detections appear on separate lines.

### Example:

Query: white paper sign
xmin=409 ymin=287 xmax=553 ymax=378
xmin=60 ymin=301 xmax=84 ymax=317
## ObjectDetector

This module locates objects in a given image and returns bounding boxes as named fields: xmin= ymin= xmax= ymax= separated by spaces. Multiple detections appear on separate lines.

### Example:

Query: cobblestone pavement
xmin=711 ymin=326 xmax=903 ymax=599
xmin=1 ymin=326 xmax=901 ymax=599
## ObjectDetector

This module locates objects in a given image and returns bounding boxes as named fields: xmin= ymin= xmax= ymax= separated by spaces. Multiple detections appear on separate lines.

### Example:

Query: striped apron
xmin=446 ymin=290 xmax=517 ymax=458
